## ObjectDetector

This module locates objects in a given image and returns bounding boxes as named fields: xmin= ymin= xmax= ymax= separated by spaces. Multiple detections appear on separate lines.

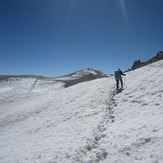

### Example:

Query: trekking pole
xmin=124 ymin=75 xmax=126 ymax=89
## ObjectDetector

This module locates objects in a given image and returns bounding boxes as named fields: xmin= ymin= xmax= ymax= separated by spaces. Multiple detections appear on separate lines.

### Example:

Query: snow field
xmin=0 ymin=78 xmax=65 ymax=105
xmin=0 ymin=60 xmax=163 ymax=163
xmin=31 ymin=79 xmax=64 ymax=93
xmin=96 ymin=60 xmax=163 ymax=163
xmin=0 ymin=77 xmax=114 ymax=163
xmin=69 ymin=60 xmax=163 ymax=163
xmin=0 ymin=78 xmax=36 ymax=104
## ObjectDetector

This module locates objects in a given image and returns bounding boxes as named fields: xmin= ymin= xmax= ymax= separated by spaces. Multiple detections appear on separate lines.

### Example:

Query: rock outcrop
xmin=131 ymin=51 xmax=163 ymax=70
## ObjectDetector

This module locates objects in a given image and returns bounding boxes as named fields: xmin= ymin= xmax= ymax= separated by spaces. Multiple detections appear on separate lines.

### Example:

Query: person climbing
xmin=114 ymin=68 xmax=126 ymax=90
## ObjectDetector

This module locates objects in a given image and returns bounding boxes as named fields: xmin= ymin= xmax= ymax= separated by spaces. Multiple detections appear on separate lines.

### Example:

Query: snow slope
xmin=0 ymin=77 xmax=64 ymax=104
xmin=0 ymin=69 xmax=106 ymax=104
xmin=0 ymin=60 xmax=163 ymax=163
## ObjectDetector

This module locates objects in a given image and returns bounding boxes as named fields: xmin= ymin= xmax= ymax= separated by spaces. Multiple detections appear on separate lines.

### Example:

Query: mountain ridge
xmin=131 ymin=51 xmax=163 ymax=70
xmin=0 ymin=68 xmax=108 ymax=88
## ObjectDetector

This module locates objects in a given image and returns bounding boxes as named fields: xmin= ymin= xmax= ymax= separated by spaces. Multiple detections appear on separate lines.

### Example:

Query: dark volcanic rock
xmin=131 ymin=51 xmax=163 ymax=70
xmin=132 ymin=60 xmax=142 ymax=70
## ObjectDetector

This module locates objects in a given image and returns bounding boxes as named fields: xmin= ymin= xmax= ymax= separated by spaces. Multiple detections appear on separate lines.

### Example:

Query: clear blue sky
xmin=0 ymin=0 xmax=163 ymax=77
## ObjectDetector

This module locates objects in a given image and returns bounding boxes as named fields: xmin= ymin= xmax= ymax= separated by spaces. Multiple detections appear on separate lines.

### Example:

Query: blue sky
xmin=0 ymin=0 xmax=163 ymax=77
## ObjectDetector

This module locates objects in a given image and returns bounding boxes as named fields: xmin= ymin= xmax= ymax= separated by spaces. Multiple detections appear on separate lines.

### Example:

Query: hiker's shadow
xmin=116 ymin=88 xmax=124 ymax=94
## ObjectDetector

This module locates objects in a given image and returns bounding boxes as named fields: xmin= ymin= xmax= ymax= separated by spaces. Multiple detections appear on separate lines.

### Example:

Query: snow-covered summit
xmin=70 ymin=68 xmax=105 ymax=77
xmin=0 ymin=60 xmax=163 ymax=163
xmin=54 ymin=68 xmax=108 ymax=87
xmin=53 ymin=68 xmax=107 ymax=81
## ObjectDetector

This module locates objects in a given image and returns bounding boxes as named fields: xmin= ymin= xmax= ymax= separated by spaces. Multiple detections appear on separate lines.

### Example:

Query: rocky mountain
xmin=131 ymin=51 xmax=163 ymax=70
xmin=53 ymin=68 xmax=108 ymax=87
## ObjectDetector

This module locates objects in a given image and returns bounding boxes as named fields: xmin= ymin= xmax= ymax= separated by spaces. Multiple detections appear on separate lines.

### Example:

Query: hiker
xmin=114 ymin=69 xmax=126 ymax=90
